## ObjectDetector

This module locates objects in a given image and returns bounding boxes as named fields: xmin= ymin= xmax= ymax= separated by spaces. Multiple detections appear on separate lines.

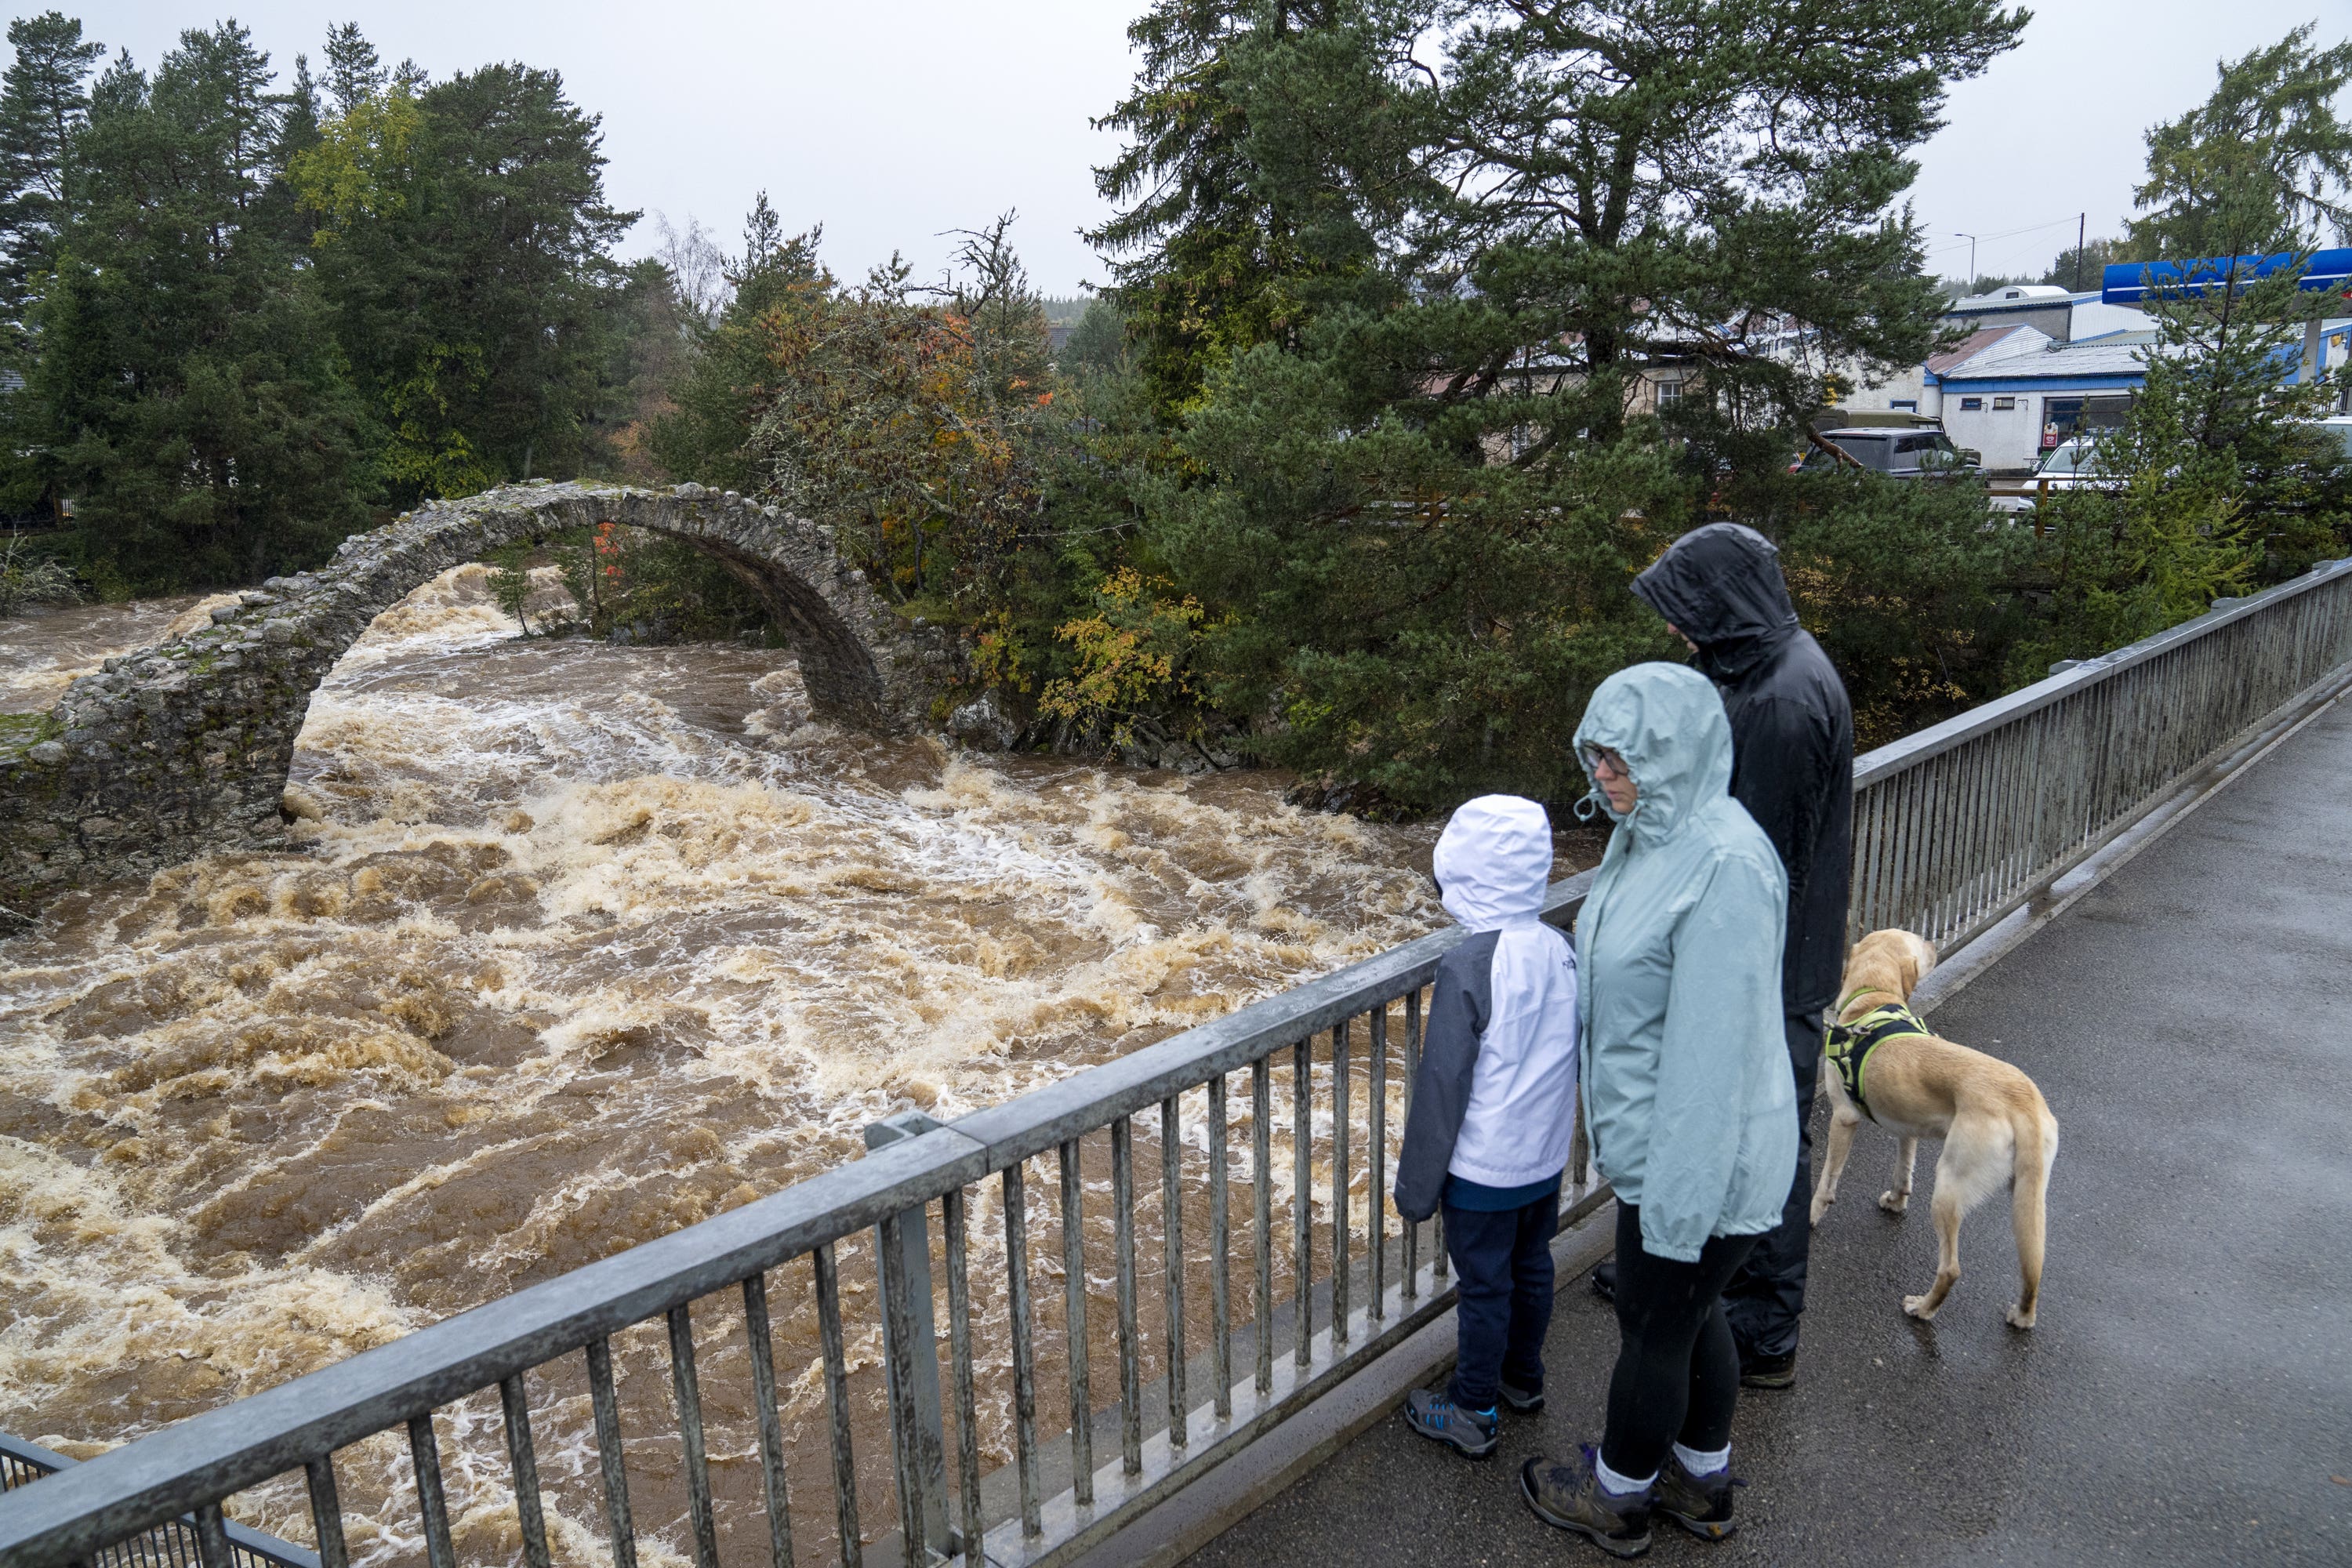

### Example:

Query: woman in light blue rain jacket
xmin=1519 ymin=662 xmax=1798 ymax=1555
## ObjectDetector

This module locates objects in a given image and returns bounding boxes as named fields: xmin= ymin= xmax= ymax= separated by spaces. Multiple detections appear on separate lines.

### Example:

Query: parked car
xmin=1795 ymin=426 xmax=2034 ymax=517
xmin=1796 ymin=426 xmax=1980 ymax=478
xmin=2029 ymin=436 xmax=2122 ymax=496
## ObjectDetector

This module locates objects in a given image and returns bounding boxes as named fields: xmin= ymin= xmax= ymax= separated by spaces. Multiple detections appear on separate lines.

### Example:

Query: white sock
xmin=1593 ymin=1452 xmax=1657 ymax=1497
xmin=1672 ymin=1441 xmax=1730 ymax=1477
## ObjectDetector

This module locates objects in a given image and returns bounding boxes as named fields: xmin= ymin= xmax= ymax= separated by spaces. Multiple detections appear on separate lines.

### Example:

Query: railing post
xmin=863 ymin=1112 xmax=953 ymax=1563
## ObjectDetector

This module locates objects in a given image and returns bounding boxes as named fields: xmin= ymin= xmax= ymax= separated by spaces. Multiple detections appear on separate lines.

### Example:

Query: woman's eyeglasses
xmin=1581 ymin=745 xmax=1628 ymax=779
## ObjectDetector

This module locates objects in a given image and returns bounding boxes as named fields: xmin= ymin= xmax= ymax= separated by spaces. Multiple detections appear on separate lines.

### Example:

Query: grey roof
xmin=1940 ymin=330 xmax=2160 ymax=382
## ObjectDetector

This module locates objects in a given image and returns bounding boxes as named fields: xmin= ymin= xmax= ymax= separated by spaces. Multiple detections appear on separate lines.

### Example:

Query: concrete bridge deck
xmin=1185 ymin=694 xmax=2352 ymax=1566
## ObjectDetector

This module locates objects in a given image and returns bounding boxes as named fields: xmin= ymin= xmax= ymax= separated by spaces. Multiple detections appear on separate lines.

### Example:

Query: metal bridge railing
xmin=1 ymin=1436 xmax=315 ymax=1568
xmin=3 ymin=554 xmax=2349 ymax=1568
xmin=1849 ymin=556 xmax=2352 ymax=955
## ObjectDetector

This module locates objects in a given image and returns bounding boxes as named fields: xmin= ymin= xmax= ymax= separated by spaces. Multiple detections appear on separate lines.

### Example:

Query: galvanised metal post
xmin=862 ymin=1112 xmax=953 ymax=1562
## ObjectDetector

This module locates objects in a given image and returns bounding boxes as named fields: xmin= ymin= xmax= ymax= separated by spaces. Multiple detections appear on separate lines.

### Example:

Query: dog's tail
xmin=2010 ymin=1104 xmax=2059 ymax=1324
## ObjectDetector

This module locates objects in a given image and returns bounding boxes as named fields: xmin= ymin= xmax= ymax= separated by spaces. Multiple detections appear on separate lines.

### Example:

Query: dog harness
xmin=1824 ymin=995 xmax=1933 ymax=1124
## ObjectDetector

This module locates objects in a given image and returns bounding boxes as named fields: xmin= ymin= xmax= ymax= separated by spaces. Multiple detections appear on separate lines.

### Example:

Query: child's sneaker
xmin=1519 ymin=1446 xmax=1653 ymax=1558
xmin=1500 ymin=1377 xmax=1544 ymax=1414
xmin=1403 ymin=1388 xmax=1499 ymax=1457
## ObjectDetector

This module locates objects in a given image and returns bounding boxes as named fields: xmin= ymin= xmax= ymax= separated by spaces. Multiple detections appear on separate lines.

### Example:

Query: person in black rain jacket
xmin=1615 ymin=521 xmax=1853 ymax=1388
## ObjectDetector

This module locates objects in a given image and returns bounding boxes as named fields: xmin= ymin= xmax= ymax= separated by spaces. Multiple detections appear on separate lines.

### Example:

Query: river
xmin=0 ymin=566 xmax=1494 ymax=1564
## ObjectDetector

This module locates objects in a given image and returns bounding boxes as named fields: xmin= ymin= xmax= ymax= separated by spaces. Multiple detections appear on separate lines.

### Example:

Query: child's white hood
xmin=1435 ymin=796 xmax=1553 ymax=931
xmin=1432 ymin=796 xmax=1580 ymax=1189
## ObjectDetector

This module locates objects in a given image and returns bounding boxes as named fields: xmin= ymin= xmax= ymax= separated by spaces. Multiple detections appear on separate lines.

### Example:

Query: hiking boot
xmin=1501 ymin=1377 xmax=1544 ymax=1414
xmin=1653 ymin=1454 xmax=1743 ymax=1541
xmin=1403 ymin=1387 xmax=1499 ymax=1458
xmin=1591 ymin=1259 xmax=1617 ymax=1303
xmin=1739 ymin=1348 xmax=1798 ymax=1391
xmin=1519 ymin=1446 xmax=1653 ymax=1558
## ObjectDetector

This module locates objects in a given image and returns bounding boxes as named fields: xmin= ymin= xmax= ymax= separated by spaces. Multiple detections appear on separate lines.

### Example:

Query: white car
xmin=2029 ymin=437 xmax=2120 ymax=495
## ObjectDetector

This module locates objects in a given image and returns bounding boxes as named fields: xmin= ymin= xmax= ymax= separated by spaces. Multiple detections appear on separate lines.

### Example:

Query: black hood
xmin=1630 ymin=523 xmax=1801 ymax=683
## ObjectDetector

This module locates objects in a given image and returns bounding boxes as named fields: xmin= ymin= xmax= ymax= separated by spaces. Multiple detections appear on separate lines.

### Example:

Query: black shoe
xmin=1653 ymin=1454 xmax=1743 ymax=1541
xmin=1403 ymin=1387 xmax=1499 ymax=1457
xmin=1591 ymin=1259 xmax=1617 ymax=1303
xmin=1501 ymin=1377 xmax=1544 ymax=1414
xmin=1738 ymin=1348 xmax=1797 ymax=1391
xmin=1519 ymin=1446 xmax=1653 ymax=1558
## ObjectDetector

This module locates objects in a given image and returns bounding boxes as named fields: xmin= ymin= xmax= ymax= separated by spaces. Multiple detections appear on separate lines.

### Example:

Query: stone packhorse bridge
xmin=0 ymin=481 xmax=947 ymax=915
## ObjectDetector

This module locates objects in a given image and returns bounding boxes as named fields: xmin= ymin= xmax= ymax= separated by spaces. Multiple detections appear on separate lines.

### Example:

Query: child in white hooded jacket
xmin=1392 ymin=795 xmax=1580 ymax=1457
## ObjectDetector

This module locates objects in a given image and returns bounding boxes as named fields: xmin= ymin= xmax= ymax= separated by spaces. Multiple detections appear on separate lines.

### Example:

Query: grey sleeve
xmin=1392 ymin=934 xmax=1496 ymax=1223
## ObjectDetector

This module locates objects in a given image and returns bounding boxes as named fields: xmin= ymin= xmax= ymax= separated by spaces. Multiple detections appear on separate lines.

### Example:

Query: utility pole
xmin=2074 ymin=213 xmax=2085 ymax=292
xmin=1956 ymin=232 xmax=1978 ymax=292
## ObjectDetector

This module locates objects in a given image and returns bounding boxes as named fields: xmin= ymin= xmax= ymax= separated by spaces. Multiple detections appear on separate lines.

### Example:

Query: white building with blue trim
xmin=1927 ymin=323 xmax=2153 ymax=472
xmin=1836 ymin=273 xmax=2351 ymax=474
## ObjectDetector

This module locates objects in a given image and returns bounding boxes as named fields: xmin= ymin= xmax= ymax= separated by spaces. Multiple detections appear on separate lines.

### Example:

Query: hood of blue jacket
xmin=1573 ymin=662 xmax=1735 ymax=848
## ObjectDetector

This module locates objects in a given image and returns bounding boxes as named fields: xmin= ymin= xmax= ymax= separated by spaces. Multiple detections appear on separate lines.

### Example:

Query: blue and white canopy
xmin=2102 ymin=248 xmax=2352 ymax=309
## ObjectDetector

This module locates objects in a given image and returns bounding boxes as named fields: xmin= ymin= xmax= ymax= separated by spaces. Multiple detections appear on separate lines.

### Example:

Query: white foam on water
xmin=0 ymin=564 xmax=1448 ymax=1564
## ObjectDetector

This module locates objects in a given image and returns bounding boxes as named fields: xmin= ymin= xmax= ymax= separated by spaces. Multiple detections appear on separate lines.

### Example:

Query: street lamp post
xmin=1956 ymin=232 xmax=1978 ymax=292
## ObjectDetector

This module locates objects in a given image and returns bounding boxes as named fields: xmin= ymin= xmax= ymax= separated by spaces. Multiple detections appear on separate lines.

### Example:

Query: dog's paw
xmin=2005 ymin=1303 xmax=2037 ymax=1330
xmin=1902 ymin=1293 xmax=1940 ymax=1321
xmin=1878 ymin=1189 xmax=1909 ymax=1214
xmin=1809 ymin=1196 xmax=1831 ymax=1226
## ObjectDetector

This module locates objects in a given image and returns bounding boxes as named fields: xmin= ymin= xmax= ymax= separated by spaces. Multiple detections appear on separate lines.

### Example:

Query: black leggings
xmin=1601 ymin=1203 xmax=1759 ymax=1479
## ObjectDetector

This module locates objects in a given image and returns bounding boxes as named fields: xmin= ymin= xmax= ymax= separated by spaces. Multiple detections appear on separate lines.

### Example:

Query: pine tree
xmin=27 ymin=23 xmax=370 ymax=589
xmin=2125 ymin=24 xmax=2350 ymax=548
xmin=289 ymin=29 xmax=634 ymax=498
xmin=2126 ymin=23 xmax=2352 ymax=258
xmin=0 ymin=11 xmax=103 ymax=339
xmin=2024 ymin=25 xmax=2352 ymax=673
xmin=320 ymin=20 xmax=384 ymax=117
xmin=1100 ymin=0 xmax=2031 ymax=802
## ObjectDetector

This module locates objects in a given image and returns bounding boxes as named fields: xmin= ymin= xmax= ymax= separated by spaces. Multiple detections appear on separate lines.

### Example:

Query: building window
xmin=1960 ymin=396 xmax=1984 ymax=411
xmin=1993 ymin=395 xmax=2017 ymax=410
xmin=1891 ymin=399 xmax=1918 ymax=411
xmin=1656 ymin=380 xmax=1683 ymax=408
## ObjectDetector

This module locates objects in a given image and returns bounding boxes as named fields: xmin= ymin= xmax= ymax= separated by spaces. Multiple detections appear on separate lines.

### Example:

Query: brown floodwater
xmin=0 ymin=593 xmax=238 ymax=713
xmin=1 ymin=567 xmax=1534 ymax=1565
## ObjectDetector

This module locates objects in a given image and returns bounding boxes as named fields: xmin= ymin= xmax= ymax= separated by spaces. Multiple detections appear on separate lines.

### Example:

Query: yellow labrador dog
xmin=1810 ymin=928 xmax=2059 ymax=1329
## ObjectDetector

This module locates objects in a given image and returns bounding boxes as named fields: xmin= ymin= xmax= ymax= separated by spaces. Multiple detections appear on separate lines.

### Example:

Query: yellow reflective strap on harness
xmin=1825 ymin=1003 xmax=1931 ymax=1123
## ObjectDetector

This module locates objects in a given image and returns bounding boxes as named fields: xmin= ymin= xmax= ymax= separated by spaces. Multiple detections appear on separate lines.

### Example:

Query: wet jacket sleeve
xmin=1392 ymin=942 xmax=1492 ymax=1223
xmin=1642 ymin=851 xmax=1786 ymax=1262
xmin=1730 ymin=695 xmax=1832 ymax=955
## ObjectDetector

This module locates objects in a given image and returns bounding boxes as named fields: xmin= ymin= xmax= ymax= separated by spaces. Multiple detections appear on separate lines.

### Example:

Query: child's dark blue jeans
xmin=1441 ymin=1175 xmax=1560 ymax=1410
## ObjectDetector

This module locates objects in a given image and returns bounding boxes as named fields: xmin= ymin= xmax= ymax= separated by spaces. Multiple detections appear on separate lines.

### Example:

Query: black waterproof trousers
xmin=1599 ymin=1203 xmax=1758 ymax=1479
xmin=1721 ymin=1007 xmax=1825 ymax=1359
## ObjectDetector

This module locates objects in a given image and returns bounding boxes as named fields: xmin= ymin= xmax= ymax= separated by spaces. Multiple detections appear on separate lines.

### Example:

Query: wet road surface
xmin=1186 ymin=694 xmax=2352 ymax=1566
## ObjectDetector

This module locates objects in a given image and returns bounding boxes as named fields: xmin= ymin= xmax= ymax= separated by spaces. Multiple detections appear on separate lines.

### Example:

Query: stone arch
xmin=1 ymin=482 xmax=946 ymax=913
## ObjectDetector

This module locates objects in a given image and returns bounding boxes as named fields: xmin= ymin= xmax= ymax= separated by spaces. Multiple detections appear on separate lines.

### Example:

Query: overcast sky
xmin=49 ymin=2 xmax=2352 ymax=296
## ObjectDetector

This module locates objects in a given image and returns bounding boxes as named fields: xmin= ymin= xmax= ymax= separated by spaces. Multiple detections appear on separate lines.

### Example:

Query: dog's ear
xmin=1902 ymin=932 xmax=1938 ymax=993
